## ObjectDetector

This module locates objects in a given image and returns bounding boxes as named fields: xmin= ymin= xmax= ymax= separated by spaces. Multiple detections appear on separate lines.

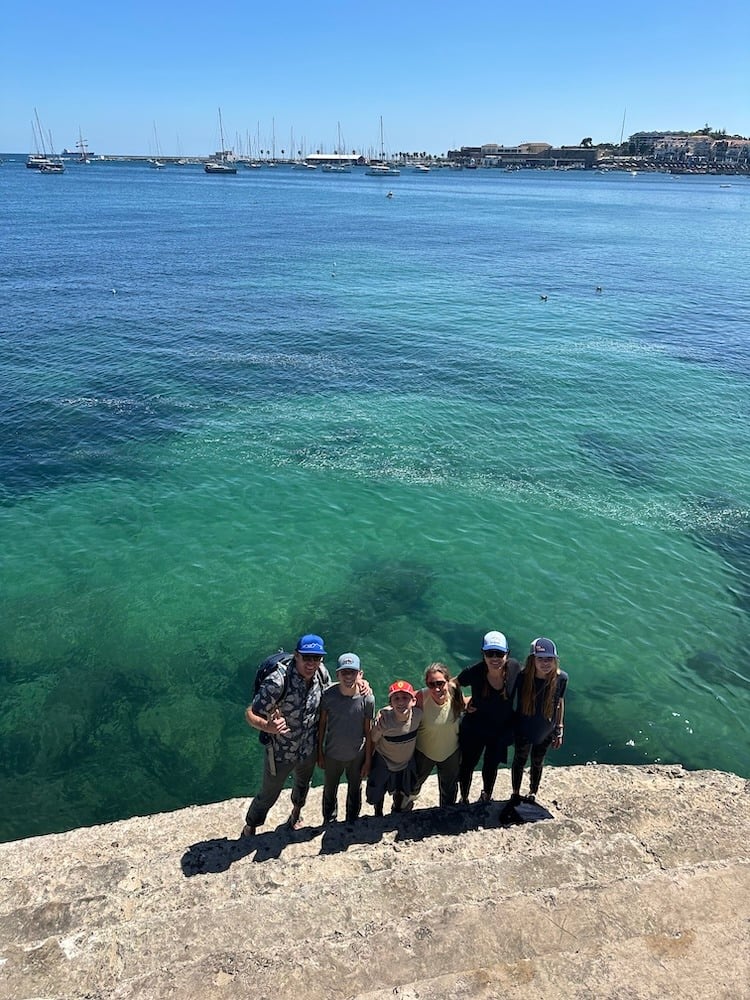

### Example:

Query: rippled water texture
xmin=1 ymin=161 xmax=749 ymax=841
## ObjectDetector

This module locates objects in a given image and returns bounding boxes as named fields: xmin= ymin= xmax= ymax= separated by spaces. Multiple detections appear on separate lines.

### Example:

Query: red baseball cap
xmin=388 ymin=680 xmax=415 ymax=697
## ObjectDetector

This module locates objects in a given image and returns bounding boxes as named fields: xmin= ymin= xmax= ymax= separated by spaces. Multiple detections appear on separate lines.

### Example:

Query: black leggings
xmin=458 ymin=725 xmax=510 ymax=800
xmin=511 ymin=735 xmax=553 ymax=796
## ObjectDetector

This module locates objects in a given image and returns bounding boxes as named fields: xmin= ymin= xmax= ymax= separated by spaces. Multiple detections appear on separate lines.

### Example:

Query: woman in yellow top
xmin=412 ymin=663 xmax=465 ymax=806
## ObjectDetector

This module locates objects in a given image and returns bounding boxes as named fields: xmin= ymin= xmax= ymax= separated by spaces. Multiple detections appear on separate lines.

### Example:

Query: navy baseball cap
xmin=296 ymin=634 xmax=326 ymax=655
xmin=531 ymin=637 xmax=558 ymax=658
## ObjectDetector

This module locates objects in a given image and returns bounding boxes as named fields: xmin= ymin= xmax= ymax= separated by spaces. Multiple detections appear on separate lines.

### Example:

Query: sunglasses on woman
xmin=427 ymin=680 xmax=447 ymax=689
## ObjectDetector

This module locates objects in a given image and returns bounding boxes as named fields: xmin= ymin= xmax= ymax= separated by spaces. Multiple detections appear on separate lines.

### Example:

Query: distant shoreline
xmin=4 ymin=152 xmax=750 ymax=176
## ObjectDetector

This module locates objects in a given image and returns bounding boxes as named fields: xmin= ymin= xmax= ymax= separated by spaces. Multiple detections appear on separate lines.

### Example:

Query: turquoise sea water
xmin=1 ymin=160 xmax=749 ymax=842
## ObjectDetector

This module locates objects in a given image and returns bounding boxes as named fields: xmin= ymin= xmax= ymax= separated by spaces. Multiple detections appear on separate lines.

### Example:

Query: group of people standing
xmin=242 ymin=630 xmax=567 ymax=837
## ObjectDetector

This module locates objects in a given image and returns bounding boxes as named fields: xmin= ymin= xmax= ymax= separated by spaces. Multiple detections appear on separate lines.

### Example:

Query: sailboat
xmin=27 ymin=110 xmax=65 ymax=172
xmin=75 ymin=128 xmax=91 ymax=164
xmin=149 ymin=122 xmax=165 ymax=168
xmin=321 ymin=122 xmax=352 ymax=173
xmin=266 ymin=117 xmax=278 ymax=167
xmin=366 ymin=117 xmax=400 ymax=176
xmin=205 ymin=108 xmax=237 ymax=174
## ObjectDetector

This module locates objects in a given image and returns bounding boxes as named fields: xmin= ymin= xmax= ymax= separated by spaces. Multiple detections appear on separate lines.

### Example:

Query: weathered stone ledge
xmin=1 ymin=764 xmax=748 ymax=999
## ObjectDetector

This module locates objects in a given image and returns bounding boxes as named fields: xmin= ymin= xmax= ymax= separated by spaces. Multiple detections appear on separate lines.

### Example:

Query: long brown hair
xmin=424 ymin=662 xmax=464 ymax=720
xmin=519 ymin=654 xmax=560 ymax=721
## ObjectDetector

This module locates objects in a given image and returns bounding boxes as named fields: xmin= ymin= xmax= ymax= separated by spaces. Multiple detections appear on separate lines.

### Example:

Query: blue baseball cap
xmin=531 ymin=637 xmax=557 ymax=658
xmin=296 ymin=634 xmax=326 ymax=655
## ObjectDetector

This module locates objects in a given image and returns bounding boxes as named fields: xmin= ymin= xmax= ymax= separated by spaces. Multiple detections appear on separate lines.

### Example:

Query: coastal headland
xmin=1 ymin=764 xmax=748 ymax=999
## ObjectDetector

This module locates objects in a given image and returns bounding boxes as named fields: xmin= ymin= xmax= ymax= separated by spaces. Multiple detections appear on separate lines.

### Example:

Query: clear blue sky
xmin=3 ymin=0 xmax=749 ymax=156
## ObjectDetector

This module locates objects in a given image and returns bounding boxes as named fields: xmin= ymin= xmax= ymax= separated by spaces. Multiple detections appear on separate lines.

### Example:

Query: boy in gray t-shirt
xmin=317 ymin=653 xmax=375 ymax=824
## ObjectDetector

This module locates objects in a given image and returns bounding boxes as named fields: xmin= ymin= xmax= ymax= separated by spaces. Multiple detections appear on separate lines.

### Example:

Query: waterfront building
xmin=448 ymin=143 xmax=597 ymax=169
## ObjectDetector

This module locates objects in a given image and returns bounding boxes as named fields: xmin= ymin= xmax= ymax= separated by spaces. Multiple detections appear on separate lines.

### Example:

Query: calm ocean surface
xmin=1 ymin=159 xmax=749 ymax=842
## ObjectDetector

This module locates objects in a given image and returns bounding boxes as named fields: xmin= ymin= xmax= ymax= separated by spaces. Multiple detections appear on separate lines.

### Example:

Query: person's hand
xmin=361 ymin=760 xmax=371 ymax=779
xmin=266 ymin=707 xmax=289 ymax=736
xmin=552 ymin=728 xmax=564 ymax=749
xmin=357 ymin=676 xmax=373 ymax=698
xmin=466 ymin=698 xmax=477 ymax=714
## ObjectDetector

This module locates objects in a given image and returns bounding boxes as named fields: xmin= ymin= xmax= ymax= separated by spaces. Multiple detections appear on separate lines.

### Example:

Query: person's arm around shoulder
xmin=356 ymin=675 xmax=373 ymax=698
xmin=455 ymin=666 xmax=471 ymax=688
xmin=457 ymin=664 xmax=477 ymax=711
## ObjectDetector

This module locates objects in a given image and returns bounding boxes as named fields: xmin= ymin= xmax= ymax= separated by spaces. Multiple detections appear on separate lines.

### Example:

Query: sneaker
xmin=479 ymin=791 xmax=491 ymax=804
xmin=526 ymin=793 xmax=536 ymax=804
xmin=510 ymin=793 xmax=522 ymax=806
xmin=459 ymin=795 xmax=470 ymax=806
xmin=240 ymin=823 xmax=256 ymax=839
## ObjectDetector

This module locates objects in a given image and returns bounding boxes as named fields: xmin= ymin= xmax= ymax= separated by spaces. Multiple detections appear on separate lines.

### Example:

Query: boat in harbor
xmin=26 ymin=153 xmax=50 ymax=170
xmin=27 ymin=110 xmax=65 ymax=172
xmin=62 ymin=131 xmax=94 ymax=163
xmin=149 ymin=122 xmax=166 ymax=168
xmin=321 ymin=123 xmax=352 ymax=173
xmin=205 ymin=108 xmax=237 ymax=174
xmin=366 ymin=117 xmax=400 ymax=177
xmin=73 ymin=128 xmax=91 ymax=163
xmin=366 ymin=162 xmax=400 ymax=177
xmin=205 ymin=159 xmax=237 ymax=175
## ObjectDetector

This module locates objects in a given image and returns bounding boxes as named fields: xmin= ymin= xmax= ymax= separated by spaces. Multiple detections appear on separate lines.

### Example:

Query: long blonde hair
xmin=424 ymin=662 xmax=464 ymax=720
xmin=519 ymin=655 xmax=560 ymax=721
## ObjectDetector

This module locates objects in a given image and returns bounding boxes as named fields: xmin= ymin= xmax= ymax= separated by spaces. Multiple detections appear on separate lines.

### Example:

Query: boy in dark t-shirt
xmin=317 ymin=653 xmax=375 ymax=824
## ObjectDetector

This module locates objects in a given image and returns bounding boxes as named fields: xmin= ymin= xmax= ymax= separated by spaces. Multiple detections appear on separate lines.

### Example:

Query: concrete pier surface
xmin=1 ymin=764 xmax=748 ymax=999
